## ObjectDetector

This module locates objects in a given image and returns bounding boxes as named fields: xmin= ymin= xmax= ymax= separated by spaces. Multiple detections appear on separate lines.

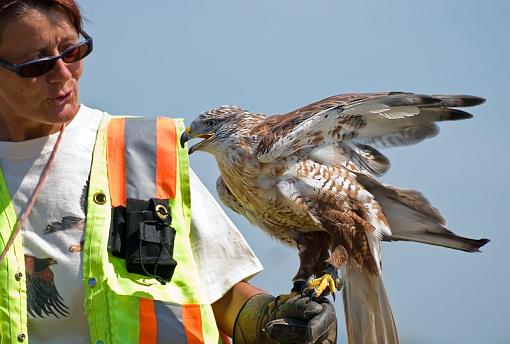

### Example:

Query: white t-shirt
xmin=0 ymin=105 xmax=263 ymax=344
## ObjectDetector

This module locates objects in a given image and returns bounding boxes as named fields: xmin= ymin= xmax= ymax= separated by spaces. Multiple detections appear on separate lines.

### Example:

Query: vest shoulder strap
xmin=106 ymin=116 xmax=179 ymax=207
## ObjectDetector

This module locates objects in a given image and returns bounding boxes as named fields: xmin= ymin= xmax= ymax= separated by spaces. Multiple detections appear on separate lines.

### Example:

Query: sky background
xmin=78 ymin=1 xmax=510 ymax=343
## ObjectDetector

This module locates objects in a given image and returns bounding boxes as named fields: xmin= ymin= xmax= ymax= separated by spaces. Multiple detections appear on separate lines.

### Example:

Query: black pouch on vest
xmin=108 ymin=198 xmax=177 ymax=284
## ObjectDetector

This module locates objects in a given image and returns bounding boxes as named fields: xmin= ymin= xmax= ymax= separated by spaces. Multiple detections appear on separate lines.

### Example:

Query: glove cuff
xmin=233 ymin=293 xmax=275 ymax=344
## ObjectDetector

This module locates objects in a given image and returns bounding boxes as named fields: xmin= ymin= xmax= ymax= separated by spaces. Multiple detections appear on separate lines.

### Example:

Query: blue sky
xmin=79 ymin=1 xmax=510 ymax=342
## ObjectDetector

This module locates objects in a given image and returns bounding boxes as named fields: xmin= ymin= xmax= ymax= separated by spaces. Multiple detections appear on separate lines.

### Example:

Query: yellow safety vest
xmin=0 ymin=115 xmax=224 ymax=344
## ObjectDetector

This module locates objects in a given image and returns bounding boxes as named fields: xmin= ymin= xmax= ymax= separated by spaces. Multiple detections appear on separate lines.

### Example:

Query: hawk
xmin=180 ymin=92 xmax=489 ymax=343
xmin=25 ymin=255 xmax=69 ymax=318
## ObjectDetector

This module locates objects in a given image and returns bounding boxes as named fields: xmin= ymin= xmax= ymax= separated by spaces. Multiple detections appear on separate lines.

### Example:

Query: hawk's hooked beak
xmin=180 ymin=127 xmax=192 ymax=149
xmin=180 ymin=127 xmax=214 ymax=154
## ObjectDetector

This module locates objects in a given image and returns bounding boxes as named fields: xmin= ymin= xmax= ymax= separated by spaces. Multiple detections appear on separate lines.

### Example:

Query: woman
xmin=0 ymin=1 xmax=336 ymax=343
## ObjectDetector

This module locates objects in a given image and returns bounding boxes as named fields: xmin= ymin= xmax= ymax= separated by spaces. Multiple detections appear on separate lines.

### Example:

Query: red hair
xmin=0 ymin=0 xmax=83 ymax=34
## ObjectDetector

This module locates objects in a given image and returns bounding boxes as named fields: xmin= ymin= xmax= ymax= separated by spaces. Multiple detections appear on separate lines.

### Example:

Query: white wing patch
xmin=343 ymin=102 xmax=391 ymax=116
xmin=344 ymin=102 xmax=420 ymax=120
xmin=371 ymin=106 xmax=420 ymax=119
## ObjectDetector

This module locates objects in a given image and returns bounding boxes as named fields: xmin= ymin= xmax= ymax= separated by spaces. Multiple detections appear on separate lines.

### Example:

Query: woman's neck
xmin=0 ymin=116 xmax=62 ymax=141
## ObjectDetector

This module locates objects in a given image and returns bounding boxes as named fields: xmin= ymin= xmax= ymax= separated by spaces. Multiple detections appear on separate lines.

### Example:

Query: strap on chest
xmin=105 ymin=117 xmax=179 ymax=283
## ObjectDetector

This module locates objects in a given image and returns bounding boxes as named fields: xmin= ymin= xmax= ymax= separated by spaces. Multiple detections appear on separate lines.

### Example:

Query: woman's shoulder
xmin=78 ymin=104 xmax=111 ymax=119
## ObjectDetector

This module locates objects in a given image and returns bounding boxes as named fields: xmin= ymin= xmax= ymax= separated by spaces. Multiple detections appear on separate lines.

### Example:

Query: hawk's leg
xmin=272 ymin=232 xmax=331 ymax=308
xmin=291 ymin=232 xmax=331 ymax=293
xmin=305 ymin=207 xmax=353 ymax=300
xmin=307 ymin=245 xmax=347 ymax=300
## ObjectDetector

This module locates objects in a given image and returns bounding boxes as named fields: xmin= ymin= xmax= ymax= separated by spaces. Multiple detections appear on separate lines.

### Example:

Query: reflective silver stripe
xmin=124 ymin=118 xmax=157 ymax=200
xmin=155 ymin=300 xmax=188 ymax=344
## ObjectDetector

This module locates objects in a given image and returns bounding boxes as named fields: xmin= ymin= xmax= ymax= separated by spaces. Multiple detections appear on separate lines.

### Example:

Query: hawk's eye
xmin=206 ymin=119 xmax=216 ymax=127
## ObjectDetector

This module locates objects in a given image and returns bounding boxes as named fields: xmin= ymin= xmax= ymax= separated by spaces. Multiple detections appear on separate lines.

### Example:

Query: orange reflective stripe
xmin=107 ymin=118 xmax=127 ymax=207
xmin=108 ymin=117 xmax=177 ymax=205
xmin=182 ymin=304 xmax=204 ymax=344
xmin=156 ymin=117 xmax=177 ymax=199
xmin=139 ymin=298 xmax=158 ymax=344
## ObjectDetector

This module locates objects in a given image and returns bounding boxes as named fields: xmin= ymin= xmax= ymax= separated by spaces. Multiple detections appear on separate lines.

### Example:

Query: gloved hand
xmin=233 ymin=293 xmax=337 ymax=344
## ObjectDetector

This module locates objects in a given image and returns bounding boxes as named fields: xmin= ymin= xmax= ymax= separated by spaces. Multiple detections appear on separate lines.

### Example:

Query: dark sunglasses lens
xmin=62 ymin=41 xmax=91 ymax=63
xmin=18 ymin=60 xmax=55 ymax=77
xmin=15 ymin=39 xmax=92 ymax=77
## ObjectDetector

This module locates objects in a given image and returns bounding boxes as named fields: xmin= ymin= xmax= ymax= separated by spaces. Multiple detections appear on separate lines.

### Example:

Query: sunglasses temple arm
xmin=0 ymin=59 xmax=16 ymax=72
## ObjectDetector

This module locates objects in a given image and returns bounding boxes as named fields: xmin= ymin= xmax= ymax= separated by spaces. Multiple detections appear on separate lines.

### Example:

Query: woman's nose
xmin=47 ymin=58 xmax=73 ymax=82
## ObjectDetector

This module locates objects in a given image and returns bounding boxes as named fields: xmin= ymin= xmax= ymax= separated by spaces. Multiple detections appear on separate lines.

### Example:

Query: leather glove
xmin=233 ymin=293 xmax=337 ymax=344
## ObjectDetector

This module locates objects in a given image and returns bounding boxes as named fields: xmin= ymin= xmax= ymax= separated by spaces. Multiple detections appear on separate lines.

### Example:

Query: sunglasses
xmin=0 ymin=31 xmax=93 ymax=78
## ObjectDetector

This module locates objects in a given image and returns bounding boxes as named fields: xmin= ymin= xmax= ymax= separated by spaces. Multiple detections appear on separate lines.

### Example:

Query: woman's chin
xmin=45 ymin=100 xmax=80 ymax=124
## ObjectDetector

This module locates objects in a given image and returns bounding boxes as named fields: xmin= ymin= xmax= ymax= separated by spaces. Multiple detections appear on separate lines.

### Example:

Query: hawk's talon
xmin=307 ymin=264 xmax=341 ymax=300
xmin=300 ymin=286 xmax=310 ymax=298
xmin=308 ymin=273 xmax=337 ymax=299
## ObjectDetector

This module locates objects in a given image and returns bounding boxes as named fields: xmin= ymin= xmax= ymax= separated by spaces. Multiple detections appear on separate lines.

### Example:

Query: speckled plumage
xmin=182 ymin=92 xmax=489 ymax=343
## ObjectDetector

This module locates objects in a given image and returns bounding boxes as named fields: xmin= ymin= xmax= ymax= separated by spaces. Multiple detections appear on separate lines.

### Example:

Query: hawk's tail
xmin=343 ymin=261 xmax=399 ymax=344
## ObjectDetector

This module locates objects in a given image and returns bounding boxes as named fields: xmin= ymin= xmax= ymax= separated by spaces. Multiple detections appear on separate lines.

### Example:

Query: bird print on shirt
xmin=25 ymin=255 xmax=69 ymax=318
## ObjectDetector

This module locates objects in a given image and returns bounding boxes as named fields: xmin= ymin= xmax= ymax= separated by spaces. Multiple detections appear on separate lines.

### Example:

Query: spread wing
xmin=255 ymin=93 xmax=484 ymax=172
xmin=25 ymin=255 xmax=69 ymax=318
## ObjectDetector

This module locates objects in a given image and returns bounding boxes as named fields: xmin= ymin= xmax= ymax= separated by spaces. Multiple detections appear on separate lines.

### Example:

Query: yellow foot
xmin=307 ymin=273 xmax=337 ymax=299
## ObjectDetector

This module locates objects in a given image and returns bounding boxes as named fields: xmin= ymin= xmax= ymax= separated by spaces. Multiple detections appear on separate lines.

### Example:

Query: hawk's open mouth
xmin=197 ymin=134 xmax=214 ymax=140
xmin=180 ymin=130 xmax=215 ymax=154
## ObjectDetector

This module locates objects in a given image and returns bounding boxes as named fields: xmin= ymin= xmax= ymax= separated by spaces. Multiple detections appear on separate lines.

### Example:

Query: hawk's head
xmin=181 ymin=105 xmax=254 ymax=154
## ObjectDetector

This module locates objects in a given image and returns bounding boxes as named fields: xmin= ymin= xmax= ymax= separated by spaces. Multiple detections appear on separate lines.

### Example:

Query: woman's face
xmin=0 ymin=8 xmax=84 ymax=140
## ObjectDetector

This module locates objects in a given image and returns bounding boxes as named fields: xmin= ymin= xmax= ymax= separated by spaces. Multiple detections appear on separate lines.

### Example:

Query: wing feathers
xmin=309 ymin=144 xmax=391 ymax=177
xmin=433 ymin=108 xmax=474 ymax=121
xmin=356 ymin=173 xmax=490 ymax=252
xmin=433 ymin=94 xmax=486 ymax=107
xmin=256 ymin=92 xmax=481 ymax=163
xmin=360 ymin=123 xmax=439 ymax=149
xmin=385 ymin=231 xmax=490 ymax=253
xmin=350 ymin=144 xmax=391 ymax=176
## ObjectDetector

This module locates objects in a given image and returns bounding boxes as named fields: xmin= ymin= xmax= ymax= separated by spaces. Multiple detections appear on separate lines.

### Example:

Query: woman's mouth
xmin=48 ymin=90 xmax=72 ymax=106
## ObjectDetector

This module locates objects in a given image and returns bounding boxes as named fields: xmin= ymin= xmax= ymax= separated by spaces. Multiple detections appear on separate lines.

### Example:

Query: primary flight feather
xmin=181 ymin=92 xmax=489 ymax=344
